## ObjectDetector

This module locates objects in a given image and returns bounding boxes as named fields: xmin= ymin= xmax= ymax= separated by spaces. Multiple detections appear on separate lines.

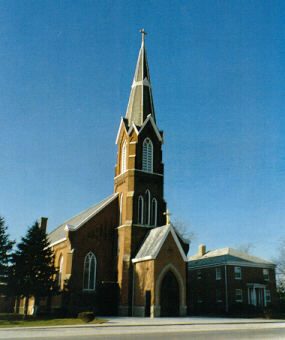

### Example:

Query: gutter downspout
xmin=132 ymin=263 xmax=135 ymax=316
xmin=225 ymin=264 xmax=229 ymax=313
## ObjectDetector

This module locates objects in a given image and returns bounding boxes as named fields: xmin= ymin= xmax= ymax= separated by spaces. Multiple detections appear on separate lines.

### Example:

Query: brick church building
xmin=44 ymin=31 xmax=190 ymax=317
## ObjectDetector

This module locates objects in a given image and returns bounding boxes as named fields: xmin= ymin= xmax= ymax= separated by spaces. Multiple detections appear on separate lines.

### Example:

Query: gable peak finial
xmin=139 ymin=28 xmax=147 ymax=44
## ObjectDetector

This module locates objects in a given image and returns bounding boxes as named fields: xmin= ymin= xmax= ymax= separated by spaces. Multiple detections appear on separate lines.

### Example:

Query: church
xmin=45 ymin=31 xmax=190 ymax=318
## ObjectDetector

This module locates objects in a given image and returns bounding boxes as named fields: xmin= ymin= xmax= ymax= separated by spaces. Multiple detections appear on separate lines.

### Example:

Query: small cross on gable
xmin=163 ymin=209 xmax=172 ymax=225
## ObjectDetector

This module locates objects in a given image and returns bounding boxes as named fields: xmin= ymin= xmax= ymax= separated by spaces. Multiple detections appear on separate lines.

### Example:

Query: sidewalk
xmin=1 ymin=316 xmax=285 ymax=331
xmin=102 ymin=316 xmax=285 ymax=327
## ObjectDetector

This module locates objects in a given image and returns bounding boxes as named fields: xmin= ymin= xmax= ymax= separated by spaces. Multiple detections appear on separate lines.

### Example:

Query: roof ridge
xmin=48 ymin=193 xmax=118 ymax=236
xmin=189 ymin=246 xmax=275 ymax=265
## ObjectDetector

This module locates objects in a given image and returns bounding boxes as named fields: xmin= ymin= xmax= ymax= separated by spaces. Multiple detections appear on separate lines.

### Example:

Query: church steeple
xmin=115 ymin=31 xmax=166 ymax=316
xmin=125 ymin=29 xmax=156 ymax=127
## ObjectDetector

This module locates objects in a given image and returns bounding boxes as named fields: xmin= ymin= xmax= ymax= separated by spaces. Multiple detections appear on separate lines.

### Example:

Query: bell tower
xmin=114 ymin=31 xmax=166 ymax=315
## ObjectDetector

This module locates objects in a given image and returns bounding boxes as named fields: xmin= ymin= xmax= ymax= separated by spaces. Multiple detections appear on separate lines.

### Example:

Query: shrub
xmin=78 ymin=311 xmax=95 ymax=323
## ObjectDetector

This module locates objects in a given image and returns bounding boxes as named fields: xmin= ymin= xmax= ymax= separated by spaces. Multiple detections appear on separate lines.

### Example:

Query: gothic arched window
xmin=138 ymin=195 xmax=144 ymax=224
xmin=83 ymin=252 xmax=97 ymax=291
xmin=145 ymin=190 xmax=151 ymax=225
xmin=121 ymin=141 xmax=127 ymax=173
xmin=151 ymin=198 xmax=158 ymax=226
xmin=142 ymin=138 xmax=153 ymax=173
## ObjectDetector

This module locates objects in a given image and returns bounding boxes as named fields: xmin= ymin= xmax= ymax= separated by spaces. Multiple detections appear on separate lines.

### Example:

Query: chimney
xmin=38 ymin=217 xmax=48 ymax=233
xmin=198 ymin=244 xmax=206 ymax=256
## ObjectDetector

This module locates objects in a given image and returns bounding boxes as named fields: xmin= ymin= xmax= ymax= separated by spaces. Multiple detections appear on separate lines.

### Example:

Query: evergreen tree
xmin=12 ymin=221 xmax=57 ymax=316
xmin=0 ymin=216 xmax=15 ymax=295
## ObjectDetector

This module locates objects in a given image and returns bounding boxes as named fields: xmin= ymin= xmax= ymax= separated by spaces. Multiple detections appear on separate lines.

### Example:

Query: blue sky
xmin=0 ymin=1 xmax=284 ymax=259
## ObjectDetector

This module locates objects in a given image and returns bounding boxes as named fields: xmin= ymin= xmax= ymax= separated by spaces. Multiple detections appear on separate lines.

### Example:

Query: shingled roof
xmin=132 ymin=224 xmax=187 ymax=263
xmin=48 ymin=193 xmax=118 ymax=245
xmin=188 ymin=247 xmax=275 ymax=269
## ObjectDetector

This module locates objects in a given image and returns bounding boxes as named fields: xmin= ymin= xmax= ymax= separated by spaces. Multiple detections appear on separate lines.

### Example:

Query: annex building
xmin=44 ymin=32 xmax=190 ymax=317
xmin=189 ymin=245 xmax=277 ymax=315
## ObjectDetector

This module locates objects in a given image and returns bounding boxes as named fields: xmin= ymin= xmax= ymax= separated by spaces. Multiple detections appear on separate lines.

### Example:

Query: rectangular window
xmin=216 ymin=288 xmax=223 ymax=302
xmin=216 ymin=267 xmax=222 ymax=280
xmin=266 ymin=289 xmax=271 ymax=303
xmin=234 ymin=266 xmax=242 ymax=280
xmin=235 ymin=289 xmax=243 ymax=302
xmin=263 ymin=269 xmax=269 ymax=281
xmin=197 ymin=270 xmax=202 ymax=280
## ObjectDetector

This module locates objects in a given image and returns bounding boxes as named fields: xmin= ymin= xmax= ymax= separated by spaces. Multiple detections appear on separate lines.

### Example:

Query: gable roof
xmin=188 ymin=247 xmax=275 ymax=269
xmin=115 ymin=118 xmax=129 ymax=145
xmin=116 ymin=114 xmax=163 ymax=147
xmin=48 ymin=193 xmax=118 ymax=246
xmin=132 ymin=224 xmax=187 ymax=263
xmin=138 ymin=114 xmax=163 ymax=142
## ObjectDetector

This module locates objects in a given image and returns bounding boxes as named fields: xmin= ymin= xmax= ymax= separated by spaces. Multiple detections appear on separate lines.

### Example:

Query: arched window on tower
xmin=142 ymin=138 xmax=153 ymax=173
xmin=145 ymin=190 xmax=151 ymax=225
xmin=121 ymin=141 xmax=127 ymax=173
xmin=83 ymin=252 xmax=97 ymax=291
xmin=151 ymin=198 xmax=158 ymax=226
xmin=138 ymin=195 xmax=144 ymax=224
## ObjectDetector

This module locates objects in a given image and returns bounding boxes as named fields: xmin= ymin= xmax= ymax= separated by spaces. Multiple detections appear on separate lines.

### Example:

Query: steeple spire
xmin=125 ymin=29 xmax=156 ymax=127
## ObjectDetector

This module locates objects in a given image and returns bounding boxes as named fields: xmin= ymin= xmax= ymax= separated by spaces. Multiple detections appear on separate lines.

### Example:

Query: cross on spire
xmin=139 ymin=28 xmax=147 ymax=44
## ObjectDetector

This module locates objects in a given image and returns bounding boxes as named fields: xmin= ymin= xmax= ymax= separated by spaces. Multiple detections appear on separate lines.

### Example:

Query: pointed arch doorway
xmin=160 ymin=271 xmax=180 ymax=316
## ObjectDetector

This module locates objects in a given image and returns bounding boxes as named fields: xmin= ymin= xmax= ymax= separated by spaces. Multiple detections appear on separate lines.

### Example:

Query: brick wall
xmin=188 ymin=265 xmax=277 ymax=315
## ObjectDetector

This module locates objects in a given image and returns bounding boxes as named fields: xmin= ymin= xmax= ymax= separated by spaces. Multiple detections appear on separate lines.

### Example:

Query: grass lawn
xmin=0 ymin=314 xmax=107 ymax=328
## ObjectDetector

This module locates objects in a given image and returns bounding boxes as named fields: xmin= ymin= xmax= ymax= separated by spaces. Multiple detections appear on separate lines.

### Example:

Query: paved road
xmin=1 ymin=322 xmax=285 ymax=340
xmin=3 ymin=329 xmax=285 ymax=340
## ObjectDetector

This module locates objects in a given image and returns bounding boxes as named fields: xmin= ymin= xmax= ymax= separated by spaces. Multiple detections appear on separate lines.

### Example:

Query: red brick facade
xmin=189 ymin=263 xmax=277 ymax=315
xmin=49 ymin=196 xmax=119 ymax=315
